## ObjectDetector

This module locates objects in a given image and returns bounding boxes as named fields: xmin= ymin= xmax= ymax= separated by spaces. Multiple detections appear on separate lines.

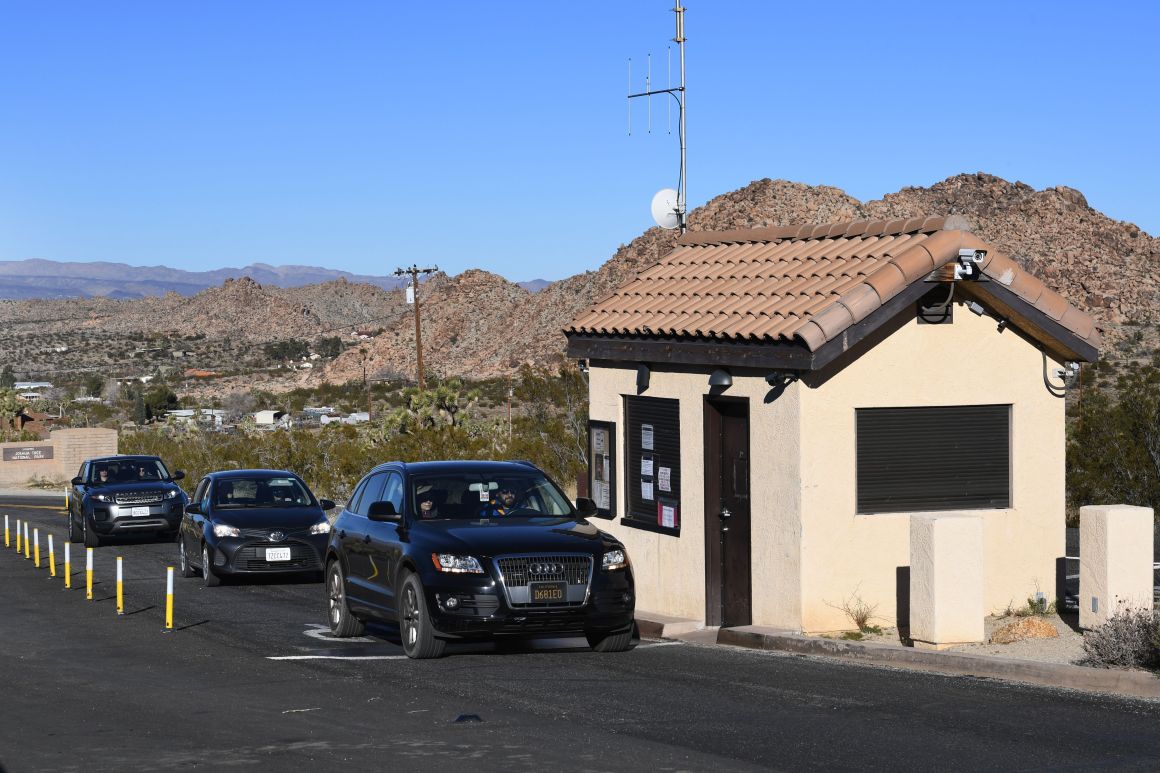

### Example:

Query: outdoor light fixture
xmin=708 ymin=369 xmax=732 ymax=388
xmin=636 ymin=363 xmax=650 ymax=392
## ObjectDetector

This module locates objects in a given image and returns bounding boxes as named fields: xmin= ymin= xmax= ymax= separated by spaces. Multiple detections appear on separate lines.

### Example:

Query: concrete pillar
xmin=1079 ymin=505 xmax=1155 ymax=629
xmin=909 ymin=514 xmax=984 ymax=650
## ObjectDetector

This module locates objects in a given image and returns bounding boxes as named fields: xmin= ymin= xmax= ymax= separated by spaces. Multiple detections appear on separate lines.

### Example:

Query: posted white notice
xmin=641 ymin=480 xmax=654 ymax=501
xmin=640 ymin=455 xmax=654 ymax=477
xmin=641 ymin=424 xmax=654 ymax=451
xmin=657 ymin=466 xmax=671 ymax=492
xmin=660 ymin=504 xmax=676 ymax=529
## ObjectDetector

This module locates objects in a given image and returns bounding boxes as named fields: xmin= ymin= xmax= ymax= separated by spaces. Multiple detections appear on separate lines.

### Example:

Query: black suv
xmin=325 ymin=460 xmax=635 ymax=658
xmin=68 ymin=455 xmax=188 ymax=546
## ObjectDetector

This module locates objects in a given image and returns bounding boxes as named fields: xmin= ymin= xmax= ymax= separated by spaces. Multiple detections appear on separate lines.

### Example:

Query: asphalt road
xmin=4 ymin=497 xmax=1160 ymax=772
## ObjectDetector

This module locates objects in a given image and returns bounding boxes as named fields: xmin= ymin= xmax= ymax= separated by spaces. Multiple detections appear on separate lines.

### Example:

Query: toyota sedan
xmin=178 ymin=469 xmax=335 ymax=586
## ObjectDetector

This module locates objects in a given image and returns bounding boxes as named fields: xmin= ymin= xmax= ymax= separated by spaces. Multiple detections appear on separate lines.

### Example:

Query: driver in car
xmin=479 ymin=486 xmax=521 ymax=518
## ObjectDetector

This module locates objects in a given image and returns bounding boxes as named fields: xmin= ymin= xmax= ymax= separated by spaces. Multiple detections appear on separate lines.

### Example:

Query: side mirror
xmin=185 ymin=503 xmax=201 ymax=515
xmin=172 ymin=470 xmax=186 ymax=481
xmin=71 ymin=476 xmax=83 ymax=486
xmin=574 ymin=497 xmax=602 ymax=519
xmin=367 ymin=500 xmax=401 ymax=522
xmin=319 ymin=499 xmax=336 ymax=511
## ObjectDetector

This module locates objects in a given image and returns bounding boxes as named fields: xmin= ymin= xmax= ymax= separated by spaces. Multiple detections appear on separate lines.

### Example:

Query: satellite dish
xmin=651 ymin=188 xmax=681 ymax=230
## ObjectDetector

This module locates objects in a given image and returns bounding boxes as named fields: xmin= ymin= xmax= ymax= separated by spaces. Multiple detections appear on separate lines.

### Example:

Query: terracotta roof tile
xmin=566 ymin=217 xmax=1099 ymax=354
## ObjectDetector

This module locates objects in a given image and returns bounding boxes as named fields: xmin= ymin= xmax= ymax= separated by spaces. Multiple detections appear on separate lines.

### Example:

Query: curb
xmin=716 ymin=627 xmax=1160 ymax=700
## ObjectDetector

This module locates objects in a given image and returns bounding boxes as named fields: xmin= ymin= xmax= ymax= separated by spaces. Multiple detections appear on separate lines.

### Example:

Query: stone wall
xmin=0 ymin=428 xmax=118 ymax=487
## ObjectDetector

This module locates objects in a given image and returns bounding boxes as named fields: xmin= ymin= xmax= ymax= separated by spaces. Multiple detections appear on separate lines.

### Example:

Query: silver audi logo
xmin=531 ymin=562 xmax=563 ymax=574
xmin=269 ymin=531 xmax=285 ymax=542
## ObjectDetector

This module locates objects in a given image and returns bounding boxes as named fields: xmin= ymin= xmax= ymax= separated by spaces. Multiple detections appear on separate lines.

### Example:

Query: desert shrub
xmin=1080 ymin=607 xmax=1160 ymax=669
xmin=826 ymin=586 xmax=880 ymax=633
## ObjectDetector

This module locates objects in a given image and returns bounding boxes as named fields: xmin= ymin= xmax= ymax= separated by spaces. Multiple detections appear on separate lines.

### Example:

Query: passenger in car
xmin=95 ymin=466 xmax=111 ymax=485
xmin=417 ymin=491 xmax=441 ymax=519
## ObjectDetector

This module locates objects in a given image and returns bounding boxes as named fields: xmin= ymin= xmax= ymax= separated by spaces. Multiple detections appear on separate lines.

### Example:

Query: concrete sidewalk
xmin=635 ymin=611 xmax=1160 ymax=700
xmin=0 ymin=488 xmax=66 ymax=500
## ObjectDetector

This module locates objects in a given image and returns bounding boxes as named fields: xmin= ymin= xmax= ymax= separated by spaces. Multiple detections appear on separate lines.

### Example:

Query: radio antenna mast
xmin=628 ymin=4 xmax=687 ymax=233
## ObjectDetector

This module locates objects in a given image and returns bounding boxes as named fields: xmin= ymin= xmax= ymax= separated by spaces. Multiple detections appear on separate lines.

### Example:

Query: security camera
xmin=954 ymin=248 xmax=987 ymax=281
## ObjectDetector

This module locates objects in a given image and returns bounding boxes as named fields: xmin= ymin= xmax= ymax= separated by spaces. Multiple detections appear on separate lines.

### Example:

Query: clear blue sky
xmin=1 ymin=1 xmax=1156 ymax=281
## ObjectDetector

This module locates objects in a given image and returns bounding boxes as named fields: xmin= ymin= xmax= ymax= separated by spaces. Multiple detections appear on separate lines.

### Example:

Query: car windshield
xmin=91 ymin=459 xmax=170 ymax=484
xmin=410 ymin=472 xmax=573 ymax=520
xmin=214 ymin=477 xmax=314 ymax=509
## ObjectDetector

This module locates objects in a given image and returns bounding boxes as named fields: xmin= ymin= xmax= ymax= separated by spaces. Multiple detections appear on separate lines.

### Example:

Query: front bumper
xmin=91 ymin=501 xmax=183 ymax=535
xmin=424 ymin=567 xmax=635 ymax=638
xmin=207 ymin=534 xmax=328 ymax=575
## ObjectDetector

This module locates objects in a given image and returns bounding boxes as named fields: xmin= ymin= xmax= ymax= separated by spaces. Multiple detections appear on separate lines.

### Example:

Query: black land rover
xmin=325 ymin=460 xmax=635 ymax=658
xmin=68 ymin=455 xmax=188 ymax=547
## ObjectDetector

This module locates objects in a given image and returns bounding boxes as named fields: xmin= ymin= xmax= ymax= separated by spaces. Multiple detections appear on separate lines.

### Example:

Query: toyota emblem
xmin=269 ymin=531 xmax=285 ymax=542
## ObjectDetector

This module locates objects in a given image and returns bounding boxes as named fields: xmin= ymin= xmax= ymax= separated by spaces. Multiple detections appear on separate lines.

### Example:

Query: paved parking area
xmin=5 ymin=497 xmax=1160 ymax=772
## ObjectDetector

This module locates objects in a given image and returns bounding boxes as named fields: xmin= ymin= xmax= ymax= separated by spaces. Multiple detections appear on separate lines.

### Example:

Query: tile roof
xmin=566 ymin=217 xmax=1100 ymax=354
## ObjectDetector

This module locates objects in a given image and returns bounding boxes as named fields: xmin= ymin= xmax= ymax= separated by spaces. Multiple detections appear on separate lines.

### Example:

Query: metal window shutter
xmin=625 ymin=396 xmax=681 ymax=522
xmin=856 ymin=405 xmax=1011 ymax=514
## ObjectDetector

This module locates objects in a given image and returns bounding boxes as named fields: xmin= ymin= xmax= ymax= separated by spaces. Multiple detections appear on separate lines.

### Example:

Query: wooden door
xmin=704 ymin=398 xmax=751 ymax=627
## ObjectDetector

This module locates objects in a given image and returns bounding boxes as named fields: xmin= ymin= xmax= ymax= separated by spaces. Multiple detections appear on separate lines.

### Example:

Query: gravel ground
xmin=829 ymin=612 xmax=1088 ymax=665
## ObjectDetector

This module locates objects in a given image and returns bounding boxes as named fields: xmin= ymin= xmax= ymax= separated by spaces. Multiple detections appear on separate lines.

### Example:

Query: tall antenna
xmin=628 ymin=3 xmax=687 ymax=233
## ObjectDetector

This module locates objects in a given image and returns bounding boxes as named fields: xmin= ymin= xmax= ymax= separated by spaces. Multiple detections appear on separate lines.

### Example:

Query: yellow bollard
xmin=4 ymin=514 xmax=8 ymax=547
xmin=48 ymin=534 xmax=56 ymax=578
xmin=165 ymin=567 xmax=174 ymax=630
xmin=116 ymin=557 xmax=124 ymax=615
xmin=33 ymin=528 xmax=40 ymax=568
xmin=64 ymin=487 xmax=69 ymax=511
xmin=23 ymin=522 xmax=30 ymax=560
xmin=64 ymin=542 xmax=71 ymax=589
xmin=15 ymin=518 xmax=21 ymax=553
xmin=86 ymin=547 xmax=93 ymax=600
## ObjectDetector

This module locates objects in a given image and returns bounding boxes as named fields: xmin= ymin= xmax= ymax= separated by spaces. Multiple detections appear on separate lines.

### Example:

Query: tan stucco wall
xmin=909 ymin=514 xmax=985 ymax=648
xmin=0 ymin=428 xmax=118 ymax=487
xmin=798 ymin=303 xmax=1065 ymax=633
xmin=1079 ymin=504 xmax=1155 ymax=628
xmin=586 ymin=364 xmax=803 ymax=627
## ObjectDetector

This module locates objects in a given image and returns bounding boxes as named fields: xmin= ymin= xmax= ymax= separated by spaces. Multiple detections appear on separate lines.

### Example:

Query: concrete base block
xmin=909 ymin=514 xmax=985 ymax=648
xmin=1079 ymin=504 xmax=1155 ymax=629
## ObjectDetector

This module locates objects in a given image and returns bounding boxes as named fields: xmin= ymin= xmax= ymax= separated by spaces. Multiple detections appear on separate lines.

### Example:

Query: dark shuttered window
xmin=624 ymin=396 xmax=681 ymax=534
xmin=856 ymin=405 xmax=1011 ymax=514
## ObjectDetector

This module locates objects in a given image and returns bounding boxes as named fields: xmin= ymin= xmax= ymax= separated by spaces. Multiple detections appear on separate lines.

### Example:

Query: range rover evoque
xmin=325 ymin=460 xmax=635 ymax=658
xmin=68 ymin=455 xmax=188 ymax=547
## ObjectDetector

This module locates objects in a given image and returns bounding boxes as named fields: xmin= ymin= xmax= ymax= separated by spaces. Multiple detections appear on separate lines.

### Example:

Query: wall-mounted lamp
xmin=636 ymin=363 xmax=650 ymax=392
xmin=708 ymin=368 xmax=732 ymax=388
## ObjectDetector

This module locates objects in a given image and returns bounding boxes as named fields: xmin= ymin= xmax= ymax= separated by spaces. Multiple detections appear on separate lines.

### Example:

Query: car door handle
xmin=338 ymin=530 xmax=346 ymax=539
xmin=362 ymin=534 xmax=372 ymax=544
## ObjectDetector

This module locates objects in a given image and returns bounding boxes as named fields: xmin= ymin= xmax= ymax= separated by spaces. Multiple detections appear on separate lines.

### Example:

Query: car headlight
xmin=431 ymin=553 xmax=484 ymax=574
xmin=92 ymin=493 xmax=113 ymax=503
xmin=165 ymin=489 xmax=181 ymax=500
xmin=213 ymin=523 xmax=240 ymax=538
xmin=309 ymin=520 xmax=332 ymax=535
xmin=602 ymin=548 xmax=628 ymax=571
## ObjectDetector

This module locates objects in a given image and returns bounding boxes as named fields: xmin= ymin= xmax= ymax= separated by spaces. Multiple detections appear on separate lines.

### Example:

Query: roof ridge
xmin=677 ymin=215 xmax=948 ymax=247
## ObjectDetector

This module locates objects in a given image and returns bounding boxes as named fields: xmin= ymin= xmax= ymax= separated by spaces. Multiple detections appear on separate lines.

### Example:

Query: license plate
xmin=131 ymin=506 xmax=150 ymax=517
xmin=530 ymin=581 xmax=567 ymax=603
xmin=266 ymin=547 xmax=291 ymax=562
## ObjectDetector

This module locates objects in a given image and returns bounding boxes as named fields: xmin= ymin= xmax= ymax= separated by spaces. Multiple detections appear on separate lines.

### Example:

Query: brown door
xmin=704 ymin=398 xmax=751 ymax=627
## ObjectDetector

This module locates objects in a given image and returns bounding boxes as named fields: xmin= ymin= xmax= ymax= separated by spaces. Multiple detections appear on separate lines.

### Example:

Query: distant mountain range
xmin=0 ymin=259 xmax=552 ymax=299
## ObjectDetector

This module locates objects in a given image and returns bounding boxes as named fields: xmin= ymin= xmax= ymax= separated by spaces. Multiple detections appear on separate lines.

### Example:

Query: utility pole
xmin=393 ymin=264 xmax=439 ymax=390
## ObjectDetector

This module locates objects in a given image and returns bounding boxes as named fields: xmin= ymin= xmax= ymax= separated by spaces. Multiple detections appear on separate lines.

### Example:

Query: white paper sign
xmin=640 ymin=455 xmax=654 ymax=478
xmin=660 ymin=504 xmax=676 ymax=529
xmin=641 ymin=424 xmax=654 ymax=451
xmin=593 ymin=429 xmax=607 ymax=454
xmin=641 ymin=480 xmax=654 ymax=501
xmin=657 ymin=466 xmax=671 ymax=492
xmin=594 ymin=481 xmax=610 ymax=510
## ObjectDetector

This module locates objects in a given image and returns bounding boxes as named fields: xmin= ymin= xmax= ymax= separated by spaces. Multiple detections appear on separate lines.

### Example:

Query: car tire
xmin=326 ymin=560 xmax=365 ymax=638
xmin=67 ymin=513 xmax=80 ymax=544
xmin=83 ymin=518 xmax=100 ymax=548
xmin=202 ymin=544 xmax=221 ymax=587
xmin=178 ymin=535 xmax=196 ymax=578
xmin=398 ymin=572 xmax=445 ymax=659
xmin=585 ymin=626 xmax=634 ymax=653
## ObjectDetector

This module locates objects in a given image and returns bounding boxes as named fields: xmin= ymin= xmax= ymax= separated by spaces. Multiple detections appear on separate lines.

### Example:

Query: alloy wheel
xmin=328 ymin=568 xmax=343 ymax=627
xmin=402 ymin=585 xmax=419 ymax=646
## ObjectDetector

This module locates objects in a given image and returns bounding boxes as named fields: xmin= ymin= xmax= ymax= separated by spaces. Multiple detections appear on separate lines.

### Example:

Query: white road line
xmin=268 ymin=655 xmax=409 ymax=661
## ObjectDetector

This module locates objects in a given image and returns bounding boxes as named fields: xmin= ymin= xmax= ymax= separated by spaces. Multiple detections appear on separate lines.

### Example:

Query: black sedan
xmin=325 ymin=460 xmax=635 ymax=658
xmin=178 ymin=469 xmax=335 ymax=587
